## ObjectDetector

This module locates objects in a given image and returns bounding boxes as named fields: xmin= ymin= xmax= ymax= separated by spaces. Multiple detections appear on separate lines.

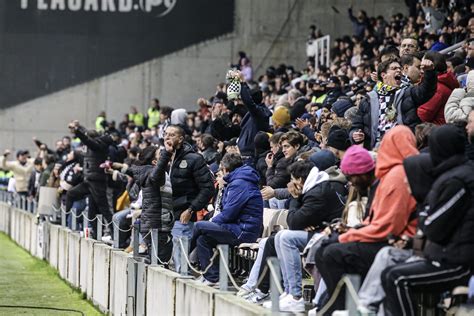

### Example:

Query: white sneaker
xmin=308 ymin=306 xmax=317 ymax=316
xmin=357 ymin=305 xmax=377 ymax=316
xmin=236 ymin=285 xmax=253 ymax=298
xmin=195 ymin=275 xmax=218 ymax=287
xmin=279 ymin=295 xmax=305 ymax=312
xmin=101 ymin=235 xmax=113 ymax=245
xmin=262 ymin=292 xmax=288 ymax=309
xmin=245 ymin=289 xmax=269 ymax=304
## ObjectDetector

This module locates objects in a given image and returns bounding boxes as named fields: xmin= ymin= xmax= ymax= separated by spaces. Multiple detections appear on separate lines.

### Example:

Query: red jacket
xmin=417 ymin=71 xmax=459 ymax=125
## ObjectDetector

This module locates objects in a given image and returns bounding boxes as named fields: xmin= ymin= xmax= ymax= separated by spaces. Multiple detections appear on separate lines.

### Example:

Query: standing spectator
xmin=165 ymin=125 xmax=214 ymax=273
xmin=157 ymin=106 xmax=173 ymax=140
xmin=66 ymin=121 xmax=114 ymax=238
xmin=0 ymin=150 xmax=34 ymax=196
xmin=27 ymin=158 xmax=43 ymax=199
xmin=445 ymin=70 xmax=474 ymax=123
xmin=191 ymin=153 xmax=263 ymax=285
xmin=129 ymin=106 xmax=145 ymax=127
xmin=350 ymin=58 xmax=436 ymax=149
xmin=417 ymin=51 xmax=459 ymax=125
xmin=422 ymin=0 xmax=447 ymax=33
xmin=348 ymin=7 xmax=369 ymax=38
xmin=147 ymin=98 xmax=161 ymax=129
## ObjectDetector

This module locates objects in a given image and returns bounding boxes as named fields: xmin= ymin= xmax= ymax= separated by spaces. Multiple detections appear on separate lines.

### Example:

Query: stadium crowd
xmin=1 ymin=0 xmax=474 ymax=314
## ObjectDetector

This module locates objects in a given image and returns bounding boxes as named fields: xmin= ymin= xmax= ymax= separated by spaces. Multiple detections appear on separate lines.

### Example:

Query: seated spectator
xmin=382 ymin=124 xmax=474 ymax=316
xmin=445 ymin=70 xmax=474 ymax=123
xmin=190 ymin=153 xmax=263 ymax=285
xmin=315 ymin=126 xmax=419 ymax=313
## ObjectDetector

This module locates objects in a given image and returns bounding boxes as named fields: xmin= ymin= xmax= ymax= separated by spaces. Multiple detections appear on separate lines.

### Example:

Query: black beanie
xmin=326 ymin=126 xmax=351 ymax=151
xmin=254 ymin=132 xmax=270 ymax=156
xmin=429 ymin=124 xmax=466 ymax=167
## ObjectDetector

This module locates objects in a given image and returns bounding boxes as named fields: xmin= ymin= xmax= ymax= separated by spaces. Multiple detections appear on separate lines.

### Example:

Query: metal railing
xmin=306 ymin=35 xmax=331 ymax=69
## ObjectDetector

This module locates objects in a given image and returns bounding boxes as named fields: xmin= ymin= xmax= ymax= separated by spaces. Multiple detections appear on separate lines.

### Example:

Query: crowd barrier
xmin=0 ymin=200 xmax=271 ymax=316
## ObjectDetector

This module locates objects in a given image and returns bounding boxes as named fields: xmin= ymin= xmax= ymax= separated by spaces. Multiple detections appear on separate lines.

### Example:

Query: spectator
xmin=315 ymin=126 xmax=419 ymax=312
xmin=288 ymin=89 xmax=309 ymax=121
xmin=95 ymin=111 xmax=107 ymax=132
xmin=147 ymin=98 xmax=161 ymax=129
xmin=129 ymin=106 xmax=145 ymax=127
xmin=350 ymin=58 xmax=437 ymax=149
xmin=348 ymin=7 xmax=369 ymax=38
xmin=272 ymin=106 xmax=292 ymax=133
xmin=199 ymin=134 xmax=220 ymax=165
xmin=417 ymin=51 xmax=459 ymax=125
xmin=27 ymin=158 xmax=43 ymax=199
xmin=399 ymin=37 xmax=419 ymax=57
xmin=445 ymin=70 xmax=474 ymax=123
xmin=0 ymin=150 xmax=34 ymax=196
xmin=400 ymin=53 xmax=422 ymax=85
xmin=190 ymin=153 xmax=263 ymax=285
xmin=382 ymin=125 xmax=474 ymax=316
xmin=165 ymin=125 xmax=214 ymax=273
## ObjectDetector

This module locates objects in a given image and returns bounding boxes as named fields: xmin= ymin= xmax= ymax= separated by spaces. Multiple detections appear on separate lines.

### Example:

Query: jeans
xmin=190 ymin=221 xmax=240 ymax=282
xmin=268 ymin=197 xmax=287 ymax=210
xmin=66 ymin=199 xmax=87 ymax=231
xmin=171 ymin=220 xmax=194 ymax=274
xmin=112 ymin=208 xmax=132 ymax=248
xmin=469 ymin=276 xmax=474 ymax=299
xmin=275 ymin=230 xmax=310 ymax=297
xmin=358 ymin=246 xmax=415 ymax=313
xmin=242 ymin=237 xmax=268 ymax=290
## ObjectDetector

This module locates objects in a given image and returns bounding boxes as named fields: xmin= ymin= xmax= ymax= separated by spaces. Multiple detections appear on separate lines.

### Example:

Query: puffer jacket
xmin=417 ymin=71 xmax=459 ymax=125
xmin=287 ymin=166 xmax=347 ymax=231
xmin=265 ymin=152 xmax=294 ymax=189
xmin=74 ymin=126 xmax=113 ymax=181
xmin=350 ymin=70 xmax=437 ymax=149
xmin=444 ymin=89 xmax=474 ymax=123
xmin=212 ymin=165 xmax=263 ymax=243
xmin=423 ymin=156 xmax=474 ymax=269
xmin=128 ymin=150 xmax=174 ymax=233
xmin=170 ymin=142 xmax=214 ymax=221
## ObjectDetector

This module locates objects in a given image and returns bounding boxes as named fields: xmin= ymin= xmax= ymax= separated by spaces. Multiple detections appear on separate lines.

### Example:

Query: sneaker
xmin=279 ymin=295 xmax=305 ymax=312
xmin=101 ymin=235 xmax=113 ymax=245
xmin=357 ymin=305 xmax=377 ymax=316
xmin=245 ymin=289 xmax=270 ymax=304
xmin=262 ymin=292 xmax=288 ymax=309
xmin=308 ymin=306 xmax=317 ymax=316
xmin=236 ymin=285 xmax=253 ymax=298
xmin=195 ymin=275 xmax=219 ymax=287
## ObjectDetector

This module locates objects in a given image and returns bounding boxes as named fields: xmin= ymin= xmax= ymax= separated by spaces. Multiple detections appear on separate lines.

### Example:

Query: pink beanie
xmin=340 ymin=145 xmax=375 ymax=175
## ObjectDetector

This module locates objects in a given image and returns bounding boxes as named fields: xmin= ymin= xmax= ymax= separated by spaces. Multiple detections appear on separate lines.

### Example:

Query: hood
xmin=403 ymin=153 xmax=434 ymax=204
xmin=467 ymin=70 xmax=474 ymax=92
xmin=302 ymin=167 xmax=330 ymax=194
xmin=325 ymin=165 xmax=347 ymax=184
xmin=171 ymin=109 xmax=187 ymax=125
xmin=438 ymin=72 xmax=459 ymax=90
xmin=428 ymin=124 xmax=466 ymax=167
xmin=375 ymin=126 xmax=418 ymax=179
xmin=225 ymin=165 xmax=260 ymax=185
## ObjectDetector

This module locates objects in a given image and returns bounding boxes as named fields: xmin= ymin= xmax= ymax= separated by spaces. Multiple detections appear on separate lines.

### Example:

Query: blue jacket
xmin=212 ymin=165 xmax=263 ymax=243
xmin=238 ymin=84 xmax=272 ymax=157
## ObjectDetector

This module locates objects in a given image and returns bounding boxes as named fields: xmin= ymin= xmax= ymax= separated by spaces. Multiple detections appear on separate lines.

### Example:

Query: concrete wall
xmin=0 ymin=0 xmax=406 ymax=152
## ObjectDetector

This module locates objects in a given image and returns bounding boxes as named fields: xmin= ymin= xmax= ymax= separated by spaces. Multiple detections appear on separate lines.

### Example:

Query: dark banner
xmin=0 ymin=0 xmax=235 ymax=108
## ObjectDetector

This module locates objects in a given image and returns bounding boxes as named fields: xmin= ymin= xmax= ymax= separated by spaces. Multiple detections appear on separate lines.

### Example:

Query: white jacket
xmin=0 ymin=156 xmax=34 ymax=193
xmin=444 ymin=88 xmax=474 ymax=123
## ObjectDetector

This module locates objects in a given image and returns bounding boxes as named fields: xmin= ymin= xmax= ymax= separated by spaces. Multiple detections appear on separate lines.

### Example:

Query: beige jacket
xmin=0 ymin=156 xmax=34 ymax=193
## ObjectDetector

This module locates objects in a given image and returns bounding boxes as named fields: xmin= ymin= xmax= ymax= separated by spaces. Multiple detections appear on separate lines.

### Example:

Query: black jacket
xmin=255 ymin=150 xmax=269 ymax=187
xmin=128 ymin=150 xmax=174 ymax=232
xmin=322 ymin=87 xmax=344 ymax=109
xmin=74 ymin=126 xmax=113 ymax=181
xmin=350 ymin=70 xmax=437 ymax=149
xmin=290 ymin=97 xmax=310 ymax=121
xmin=170 ymin=142 xmax=214 ymax=220
xmin=287 ymin=169 xmax=347 ymax=231
xmin=421 ymin=154 xmax=474 ymax=268
xmin=265 ymin=152 xmax=293 ymax=189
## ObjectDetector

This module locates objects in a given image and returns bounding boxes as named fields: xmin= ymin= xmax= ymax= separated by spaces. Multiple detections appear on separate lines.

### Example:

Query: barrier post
xmin=268 ymin=257 xmax=281 ymax=314
xmin=346 ymin=274 xmax=360 ymax=315
xmin=179 ymin=236 xmax=189 ymax=276
xmin=218 ymin=244 xmax=229 ymax=291
xmin=61 ymin=208 xmax=66 ymax=227
xmin=151 ymin=229 xmax=159 ymax=265
xmin=133 ymin=222 xmax=139 ymax=259
xmin=97 ymin=214 xmax=103 ymax=241
xmin=113 ymin=217 xmax=120 ymax=249
xmin=71 ymin=208 xmax=77 ymax=231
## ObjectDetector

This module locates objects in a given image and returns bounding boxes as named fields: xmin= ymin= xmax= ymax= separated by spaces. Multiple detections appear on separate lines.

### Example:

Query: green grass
xmin=0 ymin=233 xmax=103 ymax=315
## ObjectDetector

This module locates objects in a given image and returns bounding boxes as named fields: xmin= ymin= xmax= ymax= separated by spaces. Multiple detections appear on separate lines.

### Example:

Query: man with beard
xmin=0 ymin=150 xmax=34 ymax=196
xmin=350 ymin=58 xmax=437 ymax=149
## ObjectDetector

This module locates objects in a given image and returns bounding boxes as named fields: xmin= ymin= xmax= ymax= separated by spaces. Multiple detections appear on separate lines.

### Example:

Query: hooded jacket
xmin=339 ymin=126 xmax=419 ymax=243
xmin=169 ymin=142 xmax=214 ymax=220
xmin=212 ymin=165 xmax=263 ymax=243
xmin=417 ymin=71 xmax=459 ymax=125
xmin=287 ymin=166 xmax=347 ymax=231
xmin=423 ymin=125 xmax=474 ymax=268
xmin=127 ymin=150 xmax=174 ymax=232
xmin=444 ymin=71 xmax=474 ymax=123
